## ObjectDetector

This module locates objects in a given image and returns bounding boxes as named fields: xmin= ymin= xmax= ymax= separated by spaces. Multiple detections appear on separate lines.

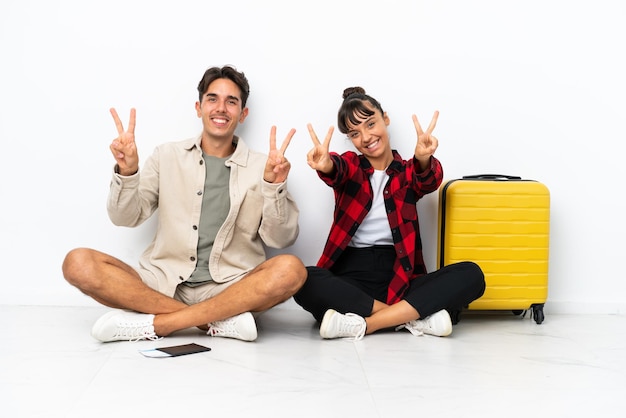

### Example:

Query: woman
xmin=294 ymin=87 xmax=485 ymax=340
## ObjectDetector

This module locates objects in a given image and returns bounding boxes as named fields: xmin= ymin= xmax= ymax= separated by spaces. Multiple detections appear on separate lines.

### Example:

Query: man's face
xmin=195 ymin=78 xmax=248 ymax=141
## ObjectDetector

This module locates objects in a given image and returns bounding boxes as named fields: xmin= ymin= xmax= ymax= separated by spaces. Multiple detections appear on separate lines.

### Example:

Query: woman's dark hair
xmin=337 ymin=87 xmax=385 ymax=134
xmin=197 ymin=65 xmax=250 ymax=107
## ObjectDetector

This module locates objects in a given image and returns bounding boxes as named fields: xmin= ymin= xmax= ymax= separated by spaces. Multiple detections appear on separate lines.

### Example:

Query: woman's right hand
xmin=306 ymin=123 xmax=334 ymax=174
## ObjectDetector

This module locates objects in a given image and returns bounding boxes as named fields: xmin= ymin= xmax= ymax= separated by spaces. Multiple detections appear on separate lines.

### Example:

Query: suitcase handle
xmin=462 ymin=174 xmax=522 ymax=181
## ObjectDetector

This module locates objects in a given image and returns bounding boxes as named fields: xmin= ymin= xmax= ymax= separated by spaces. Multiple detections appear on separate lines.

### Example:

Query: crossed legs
xmin=295 ymin=259 xmax=485 ymax=339
xmin=62 ymin=248 xmax=307 ymax=337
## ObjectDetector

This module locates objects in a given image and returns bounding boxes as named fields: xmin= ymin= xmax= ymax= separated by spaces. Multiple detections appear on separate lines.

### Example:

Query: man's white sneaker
xmin=397 ymin=309 xmax=453 ymax=337
xmin=91 ymin=309 xmax=159 ymax=342
xmin=319 ymin=309 xmax=366 ymax=340
xmin=207 ymin=312 xmax=257 ymax=342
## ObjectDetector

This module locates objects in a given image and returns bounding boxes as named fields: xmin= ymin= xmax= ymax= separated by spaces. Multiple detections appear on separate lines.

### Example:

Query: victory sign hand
xmin=413 ymin=110 xmax=439 ymax=163
xmin=264 ymin=126 xmax=296 ymax=183
xmin=306 ymin=124 xmax=334 ymax=174
xmin=109 ymin=108 xmax=139 ymax=176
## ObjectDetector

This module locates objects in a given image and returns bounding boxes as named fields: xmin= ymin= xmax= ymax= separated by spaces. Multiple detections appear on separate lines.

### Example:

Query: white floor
xmin=2 ymin=301 xmax=625 ymax=418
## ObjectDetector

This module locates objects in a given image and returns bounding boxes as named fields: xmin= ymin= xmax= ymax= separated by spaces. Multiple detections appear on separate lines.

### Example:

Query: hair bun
xmin=342 ymin=86 xmax=366 ymax=100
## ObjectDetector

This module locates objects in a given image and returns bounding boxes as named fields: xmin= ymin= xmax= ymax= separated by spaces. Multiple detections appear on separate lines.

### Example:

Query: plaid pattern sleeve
xmin=316 ymin=150 xmax=443 ymax=304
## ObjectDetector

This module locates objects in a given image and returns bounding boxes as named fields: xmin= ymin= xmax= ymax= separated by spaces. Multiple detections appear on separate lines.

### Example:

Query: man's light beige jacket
xmin=107 ymin=135 xmax=299 ymax=296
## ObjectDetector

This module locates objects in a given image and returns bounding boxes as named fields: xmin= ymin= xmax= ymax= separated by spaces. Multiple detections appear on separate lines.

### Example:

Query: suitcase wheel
xmin=531 ymin=304 xmax=545 ymax=324
xmin=519 ymin=305 xmax=545 ymax=324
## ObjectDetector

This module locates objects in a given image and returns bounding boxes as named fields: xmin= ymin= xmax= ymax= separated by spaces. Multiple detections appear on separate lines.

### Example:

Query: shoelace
xmin=341 ymin=313 xmax=366 ymax=341
xmin=207 ymin=318 xmax=239 ymax=338
xmin=129 ymin=332 xmax=161 ymax=343
xmin=395 ymin=321 xmax=425 ymax=337
xmin=112 ymin=322 xmax=160 ymax=342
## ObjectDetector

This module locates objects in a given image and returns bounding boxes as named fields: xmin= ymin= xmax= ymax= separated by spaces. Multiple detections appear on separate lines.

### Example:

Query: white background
xmin=1 ymin=0 xmax=624 ymax=313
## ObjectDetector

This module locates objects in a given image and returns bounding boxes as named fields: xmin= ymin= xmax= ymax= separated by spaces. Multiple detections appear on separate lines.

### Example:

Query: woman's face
xmin=346 ymin=104 xmax=392 ymax=168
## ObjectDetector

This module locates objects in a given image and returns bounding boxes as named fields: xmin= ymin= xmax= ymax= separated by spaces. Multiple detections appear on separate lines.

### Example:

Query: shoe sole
xmin=91 ymin=309 xmax=124 ymax=342
xmin=430 ymin=310 xmax=453 ymax=337
xmin=237 ymin=312 xmax=258 ymax=341
xmin=319 ymin=309 xmax=338 ymax=339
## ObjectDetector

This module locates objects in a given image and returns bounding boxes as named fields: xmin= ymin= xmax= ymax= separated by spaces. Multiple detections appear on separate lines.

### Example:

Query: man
xmin=62 ymin=65 xmax=306 ymax=342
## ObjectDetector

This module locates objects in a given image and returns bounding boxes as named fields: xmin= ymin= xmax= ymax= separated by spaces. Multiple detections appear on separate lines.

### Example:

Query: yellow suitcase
xmin=437 ymin=174 xmax=550 ymax=324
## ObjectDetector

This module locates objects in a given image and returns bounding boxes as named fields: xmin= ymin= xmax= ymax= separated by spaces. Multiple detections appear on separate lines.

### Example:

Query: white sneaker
xmin=397 ymin=309 xmax=453 ymax=337
xmin=207 ymin=312 xmax=257 ymax=342
xmin=319 ymin=309 xmax=366 ymax=340
xmin=91 ymin=309 xmax=159 ymax=342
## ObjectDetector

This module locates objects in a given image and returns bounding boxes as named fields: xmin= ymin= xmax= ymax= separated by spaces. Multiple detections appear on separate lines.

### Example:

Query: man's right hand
xmin=109 ymin=108 xmax=139 ymax=176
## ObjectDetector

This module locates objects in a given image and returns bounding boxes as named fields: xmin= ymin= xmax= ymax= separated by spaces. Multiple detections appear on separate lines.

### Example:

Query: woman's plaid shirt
xmin=316 ymin=150 xmax=443 ymax=304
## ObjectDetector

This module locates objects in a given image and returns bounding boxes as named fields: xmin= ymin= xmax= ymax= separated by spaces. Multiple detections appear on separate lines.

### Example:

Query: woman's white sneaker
xmin=319 ymin=309 xmax=366 ymax=340
xmin=399 ymin=309 xmax=453 ymax=337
